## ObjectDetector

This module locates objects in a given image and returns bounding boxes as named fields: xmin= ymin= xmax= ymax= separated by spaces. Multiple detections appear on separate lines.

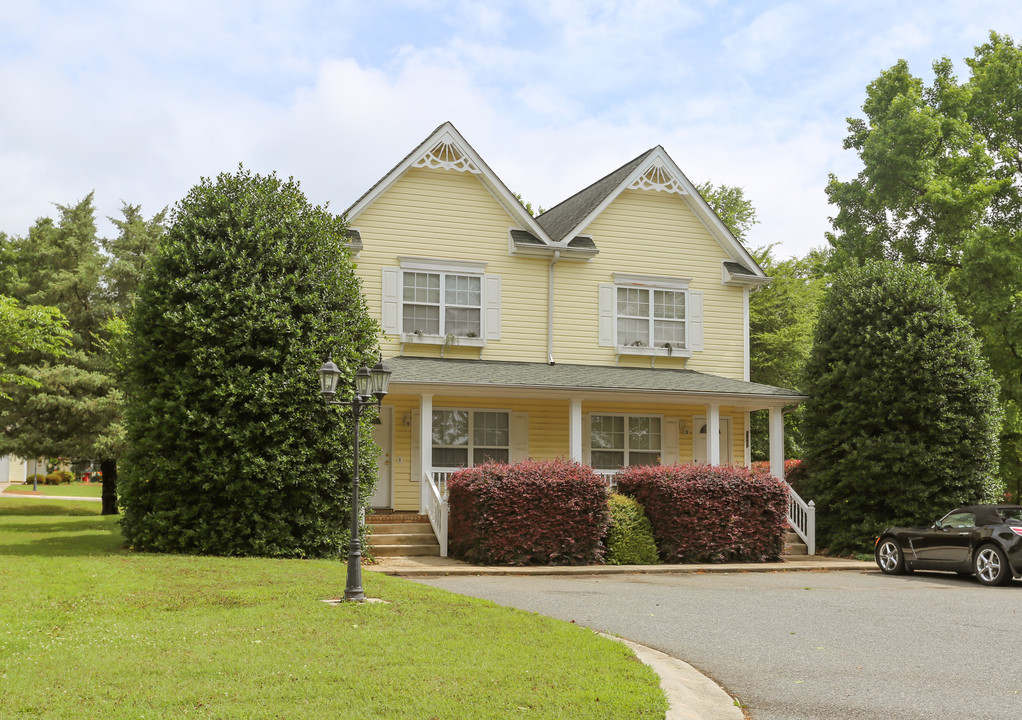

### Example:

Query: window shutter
xmin=484 ymin=275 xmax=501 ymax=340
xmin=410 ymin=410 xmax=421 ymax=482
xmin=663 ymin=418 xmax=680 ymax=465
xmin=688 ymin=290 xmax=703 ymax=351
xmin=598 ymin=284 xmax=615 ymax=346
xmin=511 ymin=412 xmax=529 ymax=462
xmin=381 ymin=268 xmax=400 ymax=334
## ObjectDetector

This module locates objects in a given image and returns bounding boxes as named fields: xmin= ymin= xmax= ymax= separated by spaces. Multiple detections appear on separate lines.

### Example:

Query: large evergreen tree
xmin=802 ymin=261 xmax=1001 ymax=554
xmin=826 ymin=32 xmax=1022 ymax=496
xmin=119 ymin=168 xmax=378 ymax=557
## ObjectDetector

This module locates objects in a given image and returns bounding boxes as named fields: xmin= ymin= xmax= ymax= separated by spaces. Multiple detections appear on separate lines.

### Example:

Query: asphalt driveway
xmin=417 ymin=569 xmax=1022 ymax=720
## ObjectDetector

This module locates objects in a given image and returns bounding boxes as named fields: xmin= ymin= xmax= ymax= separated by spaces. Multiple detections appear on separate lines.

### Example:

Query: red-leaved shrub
xmin=751 ymin=459 xmax=805 ymax=497
xmin=448 ymin=459 xmax=609 ymax=566
xmin=615 ymin=465 xmax=789 ymax=563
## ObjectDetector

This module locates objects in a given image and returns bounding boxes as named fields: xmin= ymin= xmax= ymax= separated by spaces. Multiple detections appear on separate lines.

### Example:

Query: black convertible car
xmin=875 ymin=504 xmax=1022 ymax=586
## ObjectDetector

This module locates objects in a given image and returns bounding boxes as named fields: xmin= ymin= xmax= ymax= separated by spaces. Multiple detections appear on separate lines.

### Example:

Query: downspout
xmin=547 ymin=250 xmax=561 ymax=365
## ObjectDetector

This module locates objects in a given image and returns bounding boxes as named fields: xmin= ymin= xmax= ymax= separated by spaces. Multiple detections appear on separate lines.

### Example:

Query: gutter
xmin=547 ymin=250 xmax=561 ymax=364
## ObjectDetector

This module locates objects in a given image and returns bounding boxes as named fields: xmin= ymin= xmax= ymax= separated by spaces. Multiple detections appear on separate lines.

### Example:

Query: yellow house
xmin=345 ymin=122 xmax=811 ymax=553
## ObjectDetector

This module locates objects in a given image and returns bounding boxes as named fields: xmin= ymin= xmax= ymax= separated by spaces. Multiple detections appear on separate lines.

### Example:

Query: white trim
xmin=569 ymin=399 xmax=583 ymax=462
xmin=400 ymin=333 xmax=486 ymax=347
xmin=722 ymin=261 xmax=772 ymax=287
xmin=345 ymin=122 xmax=554 ymax=246
xmin=556 ymin=146 xmax=768 ymax=277
xmin=613 ymin=272 xmax=691 ymax=290
xmin=743 ymin=287 xmax=750 ymax=382
xmin=398 ymin=256 xmax=487 ymax=273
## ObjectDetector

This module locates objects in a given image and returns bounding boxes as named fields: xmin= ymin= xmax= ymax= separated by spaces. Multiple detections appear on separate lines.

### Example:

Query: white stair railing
xmin=786 ymin=483 xmax=816 ymax=555
xmin=421 ymin=471 xmax=449 ymax=557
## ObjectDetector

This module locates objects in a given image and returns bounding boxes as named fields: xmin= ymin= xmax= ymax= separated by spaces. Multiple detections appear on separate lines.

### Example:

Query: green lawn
xmin=0 ymin=499 xmax=667 ymax=719
xmin=3 ymin=481 xmax=103 ymax=497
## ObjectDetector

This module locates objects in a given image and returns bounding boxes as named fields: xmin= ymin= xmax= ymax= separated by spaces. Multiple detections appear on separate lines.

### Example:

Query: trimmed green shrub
xmin=448 ymin=460 xmax=609 ymax=566
xmin=44 ymin=472 xmax=62 ymax=486
xmin=119 ymin=168 xmax=378 ymax=558
xmin=802 ymin=261 xmax=1002 ymax=554
xmin=25 ymin=474 xmax=46 ymax=485
xmin=616 ymin=465 xmax=788 ymax=563
xmin=605 ymin=494 xmax=659 ymax=565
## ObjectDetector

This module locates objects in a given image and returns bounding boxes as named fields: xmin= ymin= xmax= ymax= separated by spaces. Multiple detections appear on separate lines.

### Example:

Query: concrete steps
xmin=369 ymin=514 xmax=440 ymax=557
xmin=784 ymin=530 xmax=808 ymax=557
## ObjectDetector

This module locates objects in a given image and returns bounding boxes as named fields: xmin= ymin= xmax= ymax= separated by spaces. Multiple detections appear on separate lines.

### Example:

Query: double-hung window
xmin=403 ymin=272 xmax=481 ymax=338
xmin=599 ymin=274 xmax=701 ymax=356
xmin=381 ymin=258 xmax=500 ymax=344
xmin=590 ymin=414 xmax=662 ymax=469
xmin=432 ymin=410 xmax=510 ymax=468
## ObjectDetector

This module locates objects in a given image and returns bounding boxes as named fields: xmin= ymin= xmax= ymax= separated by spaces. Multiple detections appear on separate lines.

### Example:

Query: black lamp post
xmin=318 ymin=356 xmax=391 ymax=602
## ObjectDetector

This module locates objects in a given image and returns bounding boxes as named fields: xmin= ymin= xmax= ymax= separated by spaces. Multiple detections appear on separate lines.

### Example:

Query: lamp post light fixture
xmin=318 ymin=355 xmax=391 ymax=602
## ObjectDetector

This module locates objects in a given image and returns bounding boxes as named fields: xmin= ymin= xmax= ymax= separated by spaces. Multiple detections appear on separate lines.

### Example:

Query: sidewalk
xmin=370 ymin=553 xmax=873 ymax=577
xmin=0 ymin=483 xmax=103 ymax=502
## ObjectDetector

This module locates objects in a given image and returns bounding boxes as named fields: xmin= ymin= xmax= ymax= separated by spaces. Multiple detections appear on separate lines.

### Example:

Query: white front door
xmin=370 ymin=406 xmax=393 ymax=509
xmin=693 ymin=416 xmax=732 ymax=465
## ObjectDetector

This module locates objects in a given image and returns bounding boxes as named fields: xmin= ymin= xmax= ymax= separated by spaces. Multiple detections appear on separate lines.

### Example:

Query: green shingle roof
xmin=384 ymin=356 xmax=805 ymax=402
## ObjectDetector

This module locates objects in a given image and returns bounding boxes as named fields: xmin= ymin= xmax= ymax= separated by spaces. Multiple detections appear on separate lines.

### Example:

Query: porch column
xmin=569 ymin=398 xmax=583 ymax=463
xmin=419 ymin=394 xmax=433 ymax=513
xmin=707 ymin=404 xmax=721 ymax=466
xmin=769 ymin=406 xmax=784 ymax=479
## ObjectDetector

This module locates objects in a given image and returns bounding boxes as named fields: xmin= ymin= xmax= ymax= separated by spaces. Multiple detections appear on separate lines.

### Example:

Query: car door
xmin=912 ymin=511 xmax=975 ymax=568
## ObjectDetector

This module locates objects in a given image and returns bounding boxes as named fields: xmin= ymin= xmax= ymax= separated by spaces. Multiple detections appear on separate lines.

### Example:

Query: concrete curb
xmin=370 ymin=555 xmax=873 ymax=577
xmin=609 ymin=636 xmax=745 ymax=720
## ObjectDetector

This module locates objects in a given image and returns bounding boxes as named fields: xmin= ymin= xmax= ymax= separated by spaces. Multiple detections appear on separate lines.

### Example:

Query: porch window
xmin=432 ymin=409 xmax=509 ymax=467
xmin=403 ymin=271 xmax=481 ymax=338
xmin=590 ymin=414 xmax=662 ymax=469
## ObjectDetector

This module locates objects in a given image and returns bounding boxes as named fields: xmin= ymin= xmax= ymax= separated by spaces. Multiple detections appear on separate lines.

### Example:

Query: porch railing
xmin=786 ymin=483 xmax=816 ymax=555
xmin=421 ymin=471 xmax=449 ymax=557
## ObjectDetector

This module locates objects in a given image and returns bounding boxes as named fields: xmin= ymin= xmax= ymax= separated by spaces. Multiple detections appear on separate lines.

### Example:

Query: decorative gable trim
xmin=344 ymin=122 xmax=553 ymax=249
xmin=550 ymin=146 xmax=768 ymax=281
xmin=627 ymin=158 xmax=688 ymax=195
xmin=411 ymin=131 xmax=482 ymax=174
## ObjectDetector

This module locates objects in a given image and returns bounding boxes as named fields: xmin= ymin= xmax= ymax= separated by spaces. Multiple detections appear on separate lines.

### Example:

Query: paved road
xmin=417 ymin=569 xmax=1022 ymax=720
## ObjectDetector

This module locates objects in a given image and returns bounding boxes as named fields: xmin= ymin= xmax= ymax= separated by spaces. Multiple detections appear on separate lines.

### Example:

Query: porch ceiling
xmin=383 ymin=356 xmax=806 ymax=409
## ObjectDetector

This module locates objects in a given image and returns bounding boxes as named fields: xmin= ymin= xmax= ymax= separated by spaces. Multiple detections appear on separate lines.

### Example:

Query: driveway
xmin=416 ymin=569 xmax=1022 ymax=720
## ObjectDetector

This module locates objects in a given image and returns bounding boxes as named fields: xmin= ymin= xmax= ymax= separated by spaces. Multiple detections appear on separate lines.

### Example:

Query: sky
xmin=1 ymin=1 xmax=1019 ymax=260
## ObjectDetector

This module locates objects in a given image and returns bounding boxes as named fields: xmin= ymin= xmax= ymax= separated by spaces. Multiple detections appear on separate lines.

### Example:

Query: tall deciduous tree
xmin=119 ymin=168 xmax=378 ymax=557
xmin=802 ymin=261 xmax=1001 ymax=554
xmin=826 ymin=32 xmax=1022 ymax=496
xmin=0 ymin=295 xmax=70 ymax=399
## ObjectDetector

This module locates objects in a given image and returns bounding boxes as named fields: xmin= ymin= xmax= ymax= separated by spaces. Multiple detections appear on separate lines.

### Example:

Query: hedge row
xmin=616 ymin=465 xmax=789 ymax=563
xmin=447 ymin=460 xmax=790 ymax=566
xmin=447 ymin=460 xmax=609 ymax=565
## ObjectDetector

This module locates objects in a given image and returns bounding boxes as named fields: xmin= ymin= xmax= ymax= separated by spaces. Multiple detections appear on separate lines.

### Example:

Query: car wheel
xmin=973 ymin=545 xmax=1011 ymax=586
xmin=876 ymin=537 xmax=908 ymax=575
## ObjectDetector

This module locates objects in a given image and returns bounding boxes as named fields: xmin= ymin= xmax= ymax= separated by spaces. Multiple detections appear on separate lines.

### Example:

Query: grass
xmin=3 ymin=481 xmax=103 ymax=498
xmin=0 ymin=499 xmax=667 ymax=719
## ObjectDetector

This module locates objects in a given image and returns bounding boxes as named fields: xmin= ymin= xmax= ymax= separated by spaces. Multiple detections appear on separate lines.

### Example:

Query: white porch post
xmin=769 ymin=405 xmax=784 ymax=479
xmin=707 ymin=404 xmax=720 ymax=466
xmin=569 ymin=398 xmax=583 ymax=463
xmin=418 ymin=393 xmax=433 ymax=513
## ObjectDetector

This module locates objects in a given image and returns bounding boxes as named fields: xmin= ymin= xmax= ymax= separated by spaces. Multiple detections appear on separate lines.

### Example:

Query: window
xmin=402 ymin=272 xmax=481 ymax=338
xmin=599 ymin=274 xmax=701 ymax=355
xmin=617 ymin=287 xmax=686 ymax=349
xmin=432 ymin=410 xmax=509 ymax=467
xmin=590 ymin=415 xmax=661 ymax=470
xmin=381 ymin=259 xmax=500 ymax=343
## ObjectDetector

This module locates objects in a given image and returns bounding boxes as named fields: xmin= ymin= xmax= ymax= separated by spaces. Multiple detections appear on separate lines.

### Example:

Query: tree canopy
xmin=119 ymin=167 xmax=379 ymax=557
xmin=826 ymin=32 xmax=1022 ymax=495
xmin=802 ymin=261 xmax=1001 ymax=554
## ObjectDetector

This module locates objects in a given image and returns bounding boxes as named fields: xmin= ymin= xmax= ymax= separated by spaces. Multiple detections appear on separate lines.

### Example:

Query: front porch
xmin=370 ymin=356 xmax=813 ymax=558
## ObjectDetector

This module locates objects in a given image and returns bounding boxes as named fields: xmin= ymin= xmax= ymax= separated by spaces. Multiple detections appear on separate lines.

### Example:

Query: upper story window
xmin=599 ymin=273 xmax=702 ymax=357
xmin=590 ymin=414 xmax=662 ymax=469
xmin=403 ymin=272 xmax=481 ymax=338
xmin=381 ymin=258 xmax=500 ymax=345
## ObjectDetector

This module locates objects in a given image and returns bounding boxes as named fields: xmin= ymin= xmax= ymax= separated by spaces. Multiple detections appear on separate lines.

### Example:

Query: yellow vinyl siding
xmin=552 ymin=189 xmax=746 ymax=379
xmin=353 ymin=167 xmax=550 ymax=362
xmin=382 ymin=394 xmax=747 ymax=510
